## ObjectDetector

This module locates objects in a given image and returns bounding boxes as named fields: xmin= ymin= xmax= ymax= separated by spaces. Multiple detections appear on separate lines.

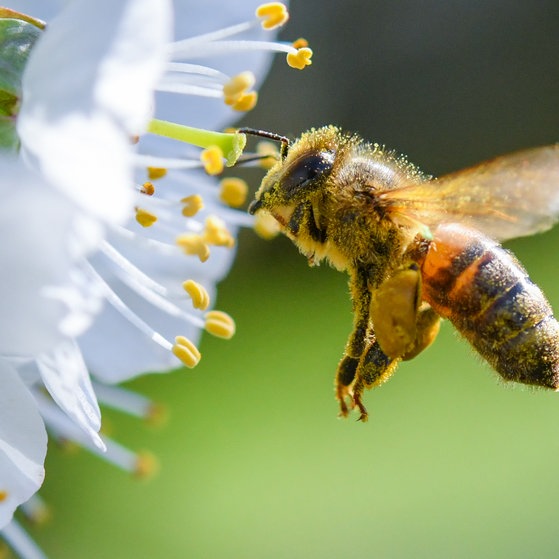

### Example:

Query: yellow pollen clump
xmin=204 ymin=216 xmax=235 ymax=248
xmin=134 ymin=450 xmax=159 ymax=479
xmin=176 ymin=233 xmax=211 ymax=262
xmin=26 ymin=499 xmax=51 ymax=526
xmin=141 ymin=181 xmax=155 ymax=196
xmin=145 ymin=403 xmax=168 ymax=428
xmin=135 ymin=207 xmax=158 ymax=227
xmin=223 ymin=72 xmax=258 ymax=111
xmin=254 ymin=212 xmax=281 ymax=239
xmin=0 ymin=490 xmax=7 ymax=502
xmin=201 ymin=146 xmax=224 ymax=175
xmin=181 ymin=194 xmax=204 ymax=217
xmin=287 ymin=45 xmax=313 ymax=69
xmin=205 ymin=310 xmax=236 ymax=339
xmin=219 ymin=178 xmax=249 ymax=207
xmin=256 ymin=141 xmax=280 ymax=169
xmin=147 ymin=166 xmax=167 ymax=180
xmin=183 ymin=279 xmax=210 ymax=310
xmin=292 ymin=37 xmax=308 ymax=49
xmin=223 ymin=71 xmax=255 ymax=97
xmin=256 ymin=2 xmax=289 ymax=29
xmin=172 ymin=335 xmax=201 ymax=368
xmin=230 ymin=91 xmax=258 ymax=112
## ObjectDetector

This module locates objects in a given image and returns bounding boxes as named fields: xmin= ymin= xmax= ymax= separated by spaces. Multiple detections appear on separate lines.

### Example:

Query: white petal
xmin=36 ymin=339 xmax=105 ymax=450
xmin=0 ymin=159 xmax=103 ymax=358
xmin=0 ymin=360 xmax=47 ymax=529
xmin=18 ymin=0 xmax=172 ymax=223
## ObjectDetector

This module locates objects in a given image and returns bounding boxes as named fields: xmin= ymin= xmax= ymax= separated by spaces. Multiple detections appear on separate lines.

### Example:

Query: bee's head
xmin=247 ymin=126 xmax=343 ymax=228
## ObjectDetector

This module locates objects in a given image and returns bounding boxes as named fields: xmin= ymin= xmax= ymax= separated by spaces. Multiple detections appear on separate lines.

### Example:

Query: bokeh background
xmin=29 ymin=2 xmax=559 ymax=558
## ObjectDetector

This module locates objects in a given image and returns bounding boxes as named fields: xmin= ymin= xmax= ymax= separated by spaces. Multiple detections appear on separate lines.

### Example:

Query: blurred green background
xmin=29 ymin=2 xmax=559 ymax=558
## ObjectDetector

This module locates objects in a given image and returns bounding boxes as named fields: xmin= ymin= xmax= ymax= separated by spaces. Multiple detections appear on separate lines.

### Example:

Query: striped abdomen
xmin=421 ymin=223 xmax=559 ymax=389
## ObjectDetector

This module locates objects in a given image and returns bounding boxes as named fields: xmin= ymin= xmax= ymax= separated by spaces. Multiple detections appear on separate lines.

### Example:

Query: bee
xmin=244 ymin=125 xmax=559 ymax=421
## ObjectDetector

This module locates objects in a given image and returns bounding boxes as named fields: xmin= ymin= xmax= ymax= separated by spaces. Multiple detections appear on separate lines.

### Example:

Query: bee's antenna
xmin=238 ymin=127 xmax=290 ymax=159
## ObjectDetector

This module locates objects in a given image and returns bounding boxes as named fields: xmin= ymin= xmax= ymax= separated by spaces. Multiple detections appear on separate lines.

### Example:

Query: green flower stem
xmin=147 ymin=119 xmax=246 ymax=166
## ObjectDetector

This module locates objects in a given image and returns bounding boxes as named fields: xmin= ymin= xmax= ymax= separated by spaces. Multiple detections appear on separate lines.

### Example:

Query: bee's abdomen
xmin=421 ymin=223 xmax=559 ymax=389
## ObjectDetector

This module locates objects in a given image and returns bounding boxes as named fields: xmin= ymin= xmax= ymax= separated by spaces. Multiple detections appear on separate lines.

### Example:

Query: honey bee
xmin=244 ymin=125 xmax=559 ymax=421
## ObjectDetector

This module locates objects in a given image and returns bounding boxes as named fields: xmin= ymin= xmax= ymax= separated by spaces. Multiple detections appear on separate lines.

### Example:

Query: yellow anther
xmin=135 ymin=207 xmax=158 ymax=227
xmin=292 ymin=37 xmax=308 ymax=49
xmin=181 ymin=194 xmax=204 ymax=217
xmin=223 ymin=72 xmax=258 ymax=111
xmin=230 ymin=91 xmax=258 ymax=112
xmin=287 ymin=45 xmax=313 ymax=69
xmin=256 ymin=141 xmax=280 ymax=169
xmin=219 ymin=177 xmax=249 ymax=207
xmin=134 ymin=450 xmax=159 ymax=480
xmin=205 ymin=310 xmax=236 ymax=339
xmin=256 ymin=2 xmax=289 ymax=29
xmin=200 ymin=145 xmax=224 ymax=175
xmin=172 ymin=335 xmax=201 ymax=368
xmin=141 ymin=181 xmax=155 ymax=196
xmin=25 ymin=500 xmax=51 ymax=526
xmin=223 ymin=71 xmax=255 ymax=98
xmin=147 ymin=166 xmax=167 ymax=180
xmin=203 ymin=216 xmax=235 ymax=248
xmin=146 ymin=403 xmax=168 ymax=428
xmin=253 ymin=212 xmax=281 ymax=239
xmin=0 ymin=490 xmax=7 ymax=502
xmin=176 ymin=233 xmax=211 ymax=262
xmin=183 ymin=279 xmax=211 ymax=310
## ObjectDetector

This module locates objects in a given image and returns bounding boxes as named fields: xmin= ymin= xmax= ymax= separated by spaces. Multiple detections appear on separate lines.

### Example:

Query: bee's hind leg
xmin=351 ymin=341 xmax=399 ymax=422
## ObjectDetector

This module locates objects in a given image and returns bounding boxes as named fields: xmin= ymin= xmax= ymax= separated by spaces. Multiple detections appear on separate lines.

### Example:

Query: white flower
xmin=1 ymin=0 xmax=172 ymax=541
xmin=0 ymin=0 xmax=310 ymax=556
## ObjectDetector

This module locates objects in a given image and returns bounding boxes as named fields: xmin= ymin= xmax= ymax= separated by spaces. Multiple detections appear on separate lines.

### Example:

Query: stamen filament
xmin=134 ymin=154 xmax=207 ymax=170
xmin=169 ymin=21 xmax=257 ymax=54
xmin=92 ymin=382 xmax=162 ymax=423
xmin=156 ymin=82 xmax=223 ymax=97
xmin=19 ymin=495 xmax=50 ymax=525
xmin=0 ymin=519 xmax=48 ymax=559
xmin=169 ymin=39 xmax=298 ymax=58
xmin=165 ymin=62 xmax=229 ymax=80
xmin=82 ymin=261 xmax=174 ymax=352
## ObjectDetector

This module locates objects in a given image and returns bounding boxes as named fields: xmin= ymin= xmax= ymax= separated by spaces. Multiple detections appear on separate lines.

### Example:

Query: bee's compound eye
xmin=282 ymin=150 xmax=335 ymax=195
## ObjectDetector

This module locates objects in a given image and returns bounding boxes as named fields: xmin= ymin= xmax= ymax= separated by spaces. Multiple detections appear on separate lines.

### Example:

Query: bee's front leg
xmin=335 ymin=266 xmax=373 ymax=417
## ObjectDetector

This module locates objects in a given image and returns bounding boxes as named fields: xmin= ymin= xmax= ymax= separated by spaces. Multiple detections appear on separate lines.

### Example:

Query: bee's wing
xmin=380 ymin=144 xmax=559 ymax=241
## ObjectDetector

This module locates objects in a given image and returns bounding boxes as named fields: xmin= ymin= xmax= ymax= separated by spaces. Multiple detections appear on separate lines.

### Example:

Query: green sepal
xmin=0 ymin=17 xmax=42 ymax=149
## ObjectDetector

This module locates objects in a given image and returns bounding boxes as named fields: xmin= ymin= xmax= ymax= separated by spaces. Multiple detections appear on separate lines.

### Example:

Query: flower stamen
xmin=219 ymin=178 xmax=248 ymax=207
xmin=203 ymin=216 xmax=235 ymax=248
xmin=140 ymin=181 xmax=155 ymax=195
xmin=135 ymin=207 xmax=158 ymax=227
xmin=134 ymin=450 xmax=159 ymax=479
xmin=205 ymin=310 xmax=236 ymax=339
xmin=181 ymin=194 xmax=204 ymax=217
xmin=182 ymin=280 xmax=210 ymax=310
xmin=286 ymin=42 xmax=313 ymax=69
xmin=176 ymin=233 xmax=211 ymax=262
xmin=172 ymin=335 xmax=201 ymax=368
xmin=256 ymin=2 xmax=290 ymax=30
xmin=200 ymin=146 xmax=224 ymax=175
xmin=147 ymin=167 xmax=167 ymax=180
xmin=223 ymin=72 xmax=258 ymax=111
